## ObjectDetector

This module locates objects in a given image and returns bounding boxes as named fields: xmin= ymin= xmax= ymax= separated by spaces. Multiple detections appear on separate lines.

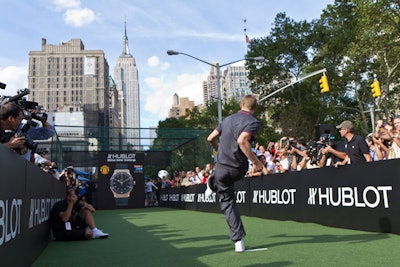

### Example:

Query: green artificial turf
xmin=32 ymin=207 xmax=400 ymax=267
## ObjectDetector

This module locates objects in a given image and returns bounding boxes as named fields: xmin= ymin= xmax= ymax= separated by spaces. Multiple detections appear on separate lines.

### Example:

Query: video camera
xmin=14 ymin=119 xmax=39 ymax=152
xmin=1 ymin=83 xmax=48 ymax=122
xmin=317 ymin=134 xmax=335 ymax=148
xmin=0 ymin=83 xmax=48 ymax=153
xmin=306 ymin=134 xmax=336 ymax=166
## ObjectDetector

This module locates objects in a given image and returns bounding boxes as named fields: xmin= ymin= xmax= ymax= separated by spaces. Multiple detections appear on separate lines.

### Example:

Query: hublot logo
xmin=107 ymin=153 xmax=137 ymax=162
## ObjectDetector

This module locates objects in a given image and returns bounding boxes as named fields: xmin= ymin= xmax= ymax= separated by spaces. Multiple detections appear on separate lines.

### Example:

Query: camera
xmin=61 ymin=166 xmax=78 ymax=189
xmin=1 ymin=88 xmax=48 ymax=125
xmin=305 ymin=141 xmax=319 ymax=165
xmin=66 ymin=166 xmax=74 ymax=175
xmin=318 ymin=134 xmax=335 ymax=148
xmin=0 ymin=88 xmax=30 ymax=107
xmin=287 ymin=140 xmax=297 ymax=150
xmin=14 ymin=119 xmax=38 ymax=152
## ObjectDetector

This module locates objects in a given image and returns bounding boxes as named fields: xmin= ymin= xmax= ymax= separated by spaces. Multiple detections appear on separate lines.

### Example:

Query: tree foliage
xmin=247 ymin=0 xmax=400 ymax=138
xmin=157 ymin=0 xmax=400 ymax=146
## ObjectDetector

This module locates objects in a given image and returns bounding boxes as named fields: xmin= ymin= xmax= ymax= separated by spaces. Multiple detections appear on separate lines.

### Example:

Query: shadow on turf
xmin=265 ymin=232 xmax=390 ymax=248
xmin=113 ymin=210 xmax=235 ymax=266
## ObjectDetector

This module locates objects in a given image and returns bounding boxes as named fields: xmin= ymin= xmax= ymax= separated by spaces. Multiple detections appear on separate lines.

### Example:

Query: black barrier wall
xmin=159 ymin=159 xmax=400 ymax=235
xmin=0 ymin=145 xmax=65 ymax=267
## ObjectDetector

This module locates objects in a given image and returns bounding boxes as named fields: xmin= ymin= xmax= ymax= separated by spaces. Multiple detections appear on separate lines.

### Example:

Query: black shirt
xmin=50 ymin=199 xmax=84 ymax=231
xmin=344 ymin=134 xmax=369 ymax=164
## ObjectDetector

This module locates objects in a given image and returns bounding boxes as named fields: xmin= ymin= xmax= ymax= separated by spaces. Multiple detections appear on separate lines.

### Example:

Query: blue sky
xmin=0 ymin=0 xmax=334 ymax=127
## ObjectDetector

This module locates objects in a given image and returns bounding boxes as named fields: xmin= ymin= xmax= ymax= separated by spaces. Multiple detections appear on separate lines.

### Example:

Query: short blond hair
xmin=240 ymin=95 xmax=257 ymax=111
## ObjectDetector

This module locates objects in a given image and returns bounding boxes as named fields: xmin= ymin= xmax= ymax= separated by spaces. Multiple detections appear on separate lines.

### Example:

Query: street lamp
xmin=167 ymin=50 xmax=264 ymax=123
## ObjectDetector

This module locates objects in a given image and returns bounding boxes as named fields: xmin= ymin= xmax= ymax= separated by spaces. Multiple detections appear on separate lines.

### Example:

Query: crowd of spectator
xmin=156 ymin=163 xmax=215 ymax=190
xmin=246 ymin=117 xmax=400 ymax=175
xmin=157 ymin=116 xmax=400 ymax=188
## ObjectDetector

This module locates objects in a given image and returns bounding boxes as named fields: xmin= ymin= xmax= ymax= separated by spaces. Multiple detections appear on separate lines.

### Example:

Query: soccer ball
xmin=158 ymin=170 xmax=169 ymax=179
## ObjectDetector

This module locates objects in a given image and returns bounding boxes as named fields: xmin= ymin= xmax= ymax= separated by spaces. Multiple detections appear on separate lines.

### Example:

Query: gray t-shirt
xmin=216 ymin=110 xmax=260 ymax=169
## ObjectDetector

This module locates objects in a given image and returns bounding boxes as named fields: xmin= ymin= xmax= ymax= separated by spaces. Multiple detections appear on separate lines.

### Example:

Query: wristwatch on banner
xmin=109 ymin=163 xmax=135 ymax=206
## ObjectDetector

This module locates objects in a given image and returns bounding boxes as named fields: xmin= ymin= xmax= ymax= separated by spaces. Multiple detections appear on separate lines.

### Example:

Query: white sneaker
xmin=205 ymin=175 xmax=215 ymax=198
xmin=235 ymin=239 xmax=245 ymax=252
xmin=92 ymin=229 xmax=109 ymax=239
xmin=205 ymin=184 xmax=213 ymax=198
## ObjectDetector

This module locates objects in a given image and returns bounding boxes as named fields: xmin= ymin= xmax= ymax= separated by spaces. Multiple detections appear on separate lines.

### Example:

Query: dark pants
xmin=213 ymin=163 xmax=247 ymax=242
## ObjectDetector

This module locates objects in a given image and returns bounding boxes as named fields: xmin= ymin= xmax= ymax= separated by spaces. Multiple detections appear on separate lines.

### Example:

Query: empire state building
xmin=114 ymin=22 xmax=140 ymax=149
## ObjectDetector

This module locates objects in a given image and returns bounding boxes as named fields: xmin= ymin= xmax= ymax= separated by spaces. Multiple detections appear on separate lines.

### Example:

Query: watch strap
xmin=115 ymin=163 xmax=129 ymax=169
xmin=115 ymin=198 xmax=129 ymax=206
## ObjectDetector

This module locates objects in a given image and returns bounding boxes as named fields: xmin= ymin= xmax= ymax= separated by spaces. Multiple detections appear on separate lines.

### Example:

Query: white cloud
xmin=63 ymin=8 xmax=97 ymax=27
xmin=51 ymin=0 xmax=98 ymax=27
xmin=147 ymin=56 xmax=170 ymax=70
xmin=142 ymin=71 xmax=207 ymax=125
xmin=0 ymin=66 xmax=28 ymax=97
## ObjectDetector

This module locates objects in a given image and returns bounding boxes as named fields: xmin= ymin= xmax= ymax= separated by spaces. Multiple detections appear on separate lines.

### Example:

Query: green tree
xmin=315 ymin=0 xmax=400 ymax=134
xmin=247 ymin=1 xmax=400 ymax=138
xmin=247 ymin=12 xmax=330 ymax=141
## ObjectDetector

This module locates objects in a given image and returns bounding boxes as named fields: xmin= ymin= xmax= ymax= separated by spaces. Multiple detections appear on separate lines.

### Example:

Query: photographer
xmin=0 ymin=102 xmax=55 ymax=161
xmin=23 ymin=105 xmax=56 ymax=161
xmin=287 ymin=137 xmax=308 ymax=171
xmin=317 ymin=140 xmax=346 ymax=167
xmin=50 ymin=188 xmax=108 ymax=241
xmin=0 ymin=102 xmax=26 ymax=152
xmin=59 ymin=166 xmax=79 ymax=189
xmin=365 ymin=135 xmax=385 ymax=161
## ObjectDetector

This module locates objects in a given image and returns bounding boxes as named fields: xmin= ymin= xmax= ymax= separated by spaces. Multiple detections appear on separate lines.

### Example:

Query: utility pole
xmin=258 ymin=68 xmax=327 ymax=103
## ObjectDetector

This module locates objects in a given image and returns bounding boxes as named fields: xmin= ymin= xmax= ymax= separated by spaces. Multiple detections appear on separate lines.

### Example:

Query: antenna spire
xmin=122 ymin=17 xmax=131 ymax=56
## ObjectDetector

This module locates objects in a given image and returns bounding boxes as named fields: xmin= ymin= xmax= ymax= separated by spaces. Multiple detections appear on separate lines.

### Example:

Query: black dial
xmin=110 ymin=172 xmax=134 ymax=194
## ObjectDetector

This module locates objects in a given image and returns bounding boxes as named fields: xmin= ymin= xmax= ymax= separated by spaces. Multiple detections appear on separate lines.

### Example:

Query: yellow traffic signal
xmin=370 ymin=80 xmax=381 ymax=98
xmin=319 ymin=74 xmax=330 ymax=93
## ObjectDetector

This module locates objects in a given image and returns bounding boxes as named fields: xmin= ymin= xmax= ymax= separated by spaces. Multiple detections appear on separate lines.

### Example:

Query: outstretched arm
xmin=207 ymin=129 xmax=220 ymax=152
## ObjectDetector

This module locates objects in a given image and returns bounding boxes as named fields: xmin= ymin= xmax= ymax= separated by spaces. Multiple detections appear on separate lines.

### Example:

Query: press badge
xmin=65 ymin=222 xmax=72 ymax=230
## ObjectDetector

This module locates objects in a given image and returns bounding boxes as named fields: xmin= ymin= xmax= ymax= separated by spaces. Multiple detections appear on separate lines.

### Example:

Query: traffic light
xmin=370 ymin=80 xmax=381 ymax=98
xmin=319 ymin=74 xmax=330 ymax=93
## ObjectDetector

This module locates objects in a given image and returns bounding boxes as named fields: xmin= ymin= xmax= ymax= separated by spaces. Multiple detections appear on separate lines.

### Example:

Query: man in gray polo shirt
xmin=206 ymin=95 xmax=264 ymax=252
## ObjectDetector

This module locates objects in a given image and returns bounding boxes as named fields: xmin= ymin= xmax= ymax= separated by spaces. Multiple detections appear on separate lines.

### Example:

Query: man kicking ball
xmin=205 ymin=95 xmax=264 ymax=252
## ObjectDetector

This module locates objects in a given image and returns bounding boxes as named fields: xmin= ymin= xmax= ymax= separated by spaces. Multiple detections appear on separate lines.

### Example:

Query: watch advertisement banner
xmin=97 ymin=152 xmax=145 ymax=209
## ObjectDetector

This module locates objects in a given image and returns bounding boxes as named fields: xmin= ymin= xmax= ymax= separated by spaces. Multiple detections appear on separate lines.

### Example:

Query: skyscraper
xmin=203 ymin=63 xmax=219 ymax=106
xmin=203 ymin=62 xmax=251 ymax=107
xmin=113 ymin=21 xmax=140 ymax=149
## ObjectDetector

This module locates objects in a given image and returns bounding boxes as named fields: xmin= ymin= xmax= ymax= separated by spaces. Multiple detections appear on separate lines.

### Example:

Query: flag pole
xmin=243 ymin=19 xmax=248 ymax=55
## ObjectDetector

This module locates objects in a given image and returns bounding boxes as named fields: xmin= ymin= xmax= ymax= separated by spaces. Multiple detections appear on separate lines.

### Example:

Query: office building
xmin=222 ymin=63 xmax=252 ymax=102
xmin=168 ymin=93 xmax=196 ymax=119
xmin=28 ymin=38 xmax=110 ymax=129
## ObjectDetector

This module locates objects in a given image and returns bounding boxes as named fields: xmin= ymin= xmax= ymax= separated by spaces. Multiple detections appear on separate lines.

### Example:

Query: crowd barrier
xmin=0 ymin=145 xmax=65 ymax=267
xmin=159 ymin=159 xmax=400 ymax=235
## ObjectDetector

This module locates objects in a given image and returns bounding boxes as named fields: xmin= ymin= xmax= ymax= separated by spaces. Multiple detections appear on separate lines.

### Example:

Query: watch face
xmin=110 ymin=173 xmax=134 ymax=194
